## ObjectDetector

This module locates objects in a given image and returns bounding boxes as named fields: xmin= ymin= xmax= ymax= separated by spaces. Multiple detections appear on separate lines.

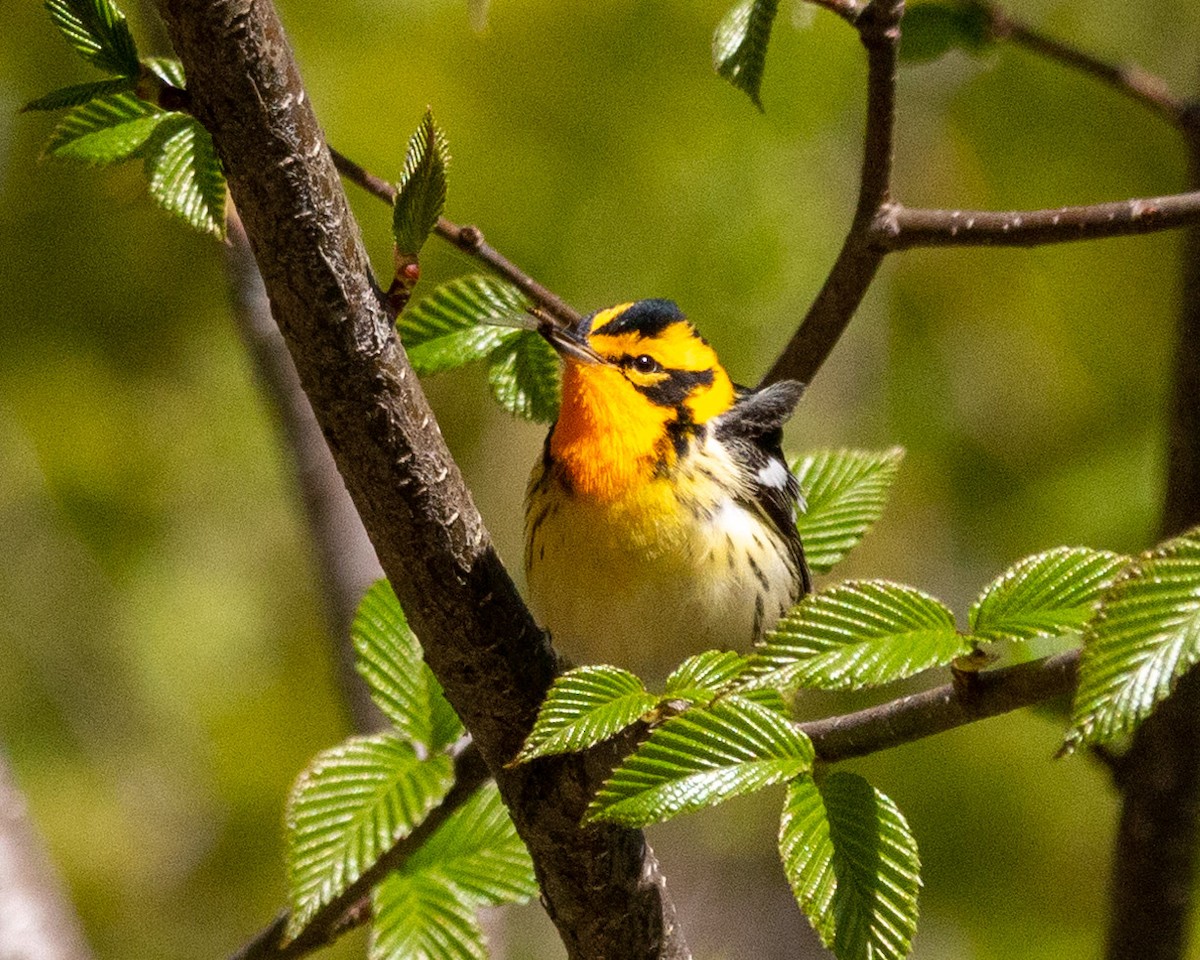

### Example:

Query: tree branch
xmin=327 ymin=147 xmax=582 ymax=326
xmin=154 ymin=2 xmax=686 ymax=958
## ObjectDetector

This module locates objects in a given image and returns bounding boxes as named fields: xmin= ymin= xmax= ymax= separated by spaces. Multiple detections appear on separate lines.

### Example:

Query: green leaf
xmin=794 ymin=448 xmax=904 ymax=574
xmin=970 ymin=547 xmax=1128 ymax=643
xmin=516 ymin=665 xmax=658 ymax=762
xmin=752 ymin=580 xmax=968 ymax=692
xmin=586 ymin=696 xmax=813 ymax=826
xmin=486 ymin=329 xmax=560 ymax=423
xmin=285 ymin=735 xmax=455 ymax=939
xmin=780 ymin=773 xmax=921 ymax=960
xmin=713 ymin=0 xmax=779 ymax=110
xmin=664 ymin=650 xmax=751 ymax=700
xmin=44 ymin=0 xmax=140 ymax=76
xmin=1065 ymin=533 xmax=1200 ymax=751
xmin=142 ymin=56 xmax=185 ymax=88
xmin=404 ymin=782 xmax=538 ymax=907
xmin=399 ymin=275 xmax=528 ymax=374
xmin=393 ymin=109 xmax=450 ymax=257
xmin=371 ymin=783 xmax=536 ymax=960
xmin=142 ymin=114 xmax=226 ymax=238
xmin=21 ymin=77 xmax=133 ymax=112
xmin=372 ymin=872 xmax=485 ymax=960
xmin=352 ymin=580 xmax=463 ymax=752
xmin=900 ymin=1 xmax=992 ymax=64
xmin=43 ymin=92 xmax=162 ymax=165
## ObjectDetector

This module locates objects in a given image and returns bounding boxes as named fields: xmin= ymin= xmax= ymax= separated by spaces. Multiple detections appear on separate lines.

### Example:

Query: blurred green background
xmin=1 ymin=0 xmax=1196 ymax=957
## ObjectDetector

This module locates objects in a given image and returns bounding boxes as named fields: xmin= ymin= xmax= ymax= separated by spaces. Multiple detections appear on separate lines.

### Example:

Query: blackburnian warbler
xmin=525 ymin=299 xmax=810 ymax=669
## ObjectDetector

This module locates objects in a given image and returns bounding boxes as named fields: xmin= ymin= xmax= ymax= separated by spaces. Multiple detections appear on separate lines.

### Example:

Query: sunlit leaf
xmin=900 ymin=1 xmax=992 ymax=64
xmin=1065 ymin=532 xmax=1200 ymax=751
xmin=21 ymin=77 xmax=133 ymax=112
xmin=586 ymin=696 xmax=813 ymax=826
xmin=399 ymin=275 xmax=528 ymax=374
xmin=143 ymin=114 xmax=226 ymax=237
xmin=352 ymin=580 xmax=464 ymax=752
xmin=780 ymin=773 xmax=921 ymax=960
xmin=44 ymin=0 xmax=140 ymax=76
xmin=793 ymin=448 xmax=904 ymax=573
xmin=752 ymin=580 xmax=967 ymax=691
xmin=142 ymin=56 xmax=185 ymax=88
xmin=404 ymin=782 xmax=537 ymax=907
xmin=285 ymin=735 xmax=455 ymax=939
xmin=393 ymin=109 xmax=449 ymax=257
xmin=713 ymin=0 xmax=779 ymax=110
xmin=664 ymin=650 xmax=751 ymax=700
xmin=372 ymin=872 xmax=485 ymax=960
xmin=43 ymin=92 xmax=161 ymax=165
xmin=516 ymin=665 xmax=658 ymax=762
xmin=487 ymin=329 xmax=560 ymax=423
xmin=970 ymin=547 xmax=1127 ymax=643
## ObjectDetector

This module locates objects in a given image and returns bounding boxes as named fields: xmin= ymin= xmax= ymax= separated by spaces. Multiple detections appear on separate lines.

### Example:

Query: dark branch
xmin=328 ymin=147 xmax=582 ymax=327
xmin=878 ymin=192 xmax=1200 ymax=248
xmin=760 ymin=0 xmax=902 ymax=387
xmin=801 ymin=651 xmax=1079 ymax=762
xmin=154 ymin=2 xmax=686 ymax=958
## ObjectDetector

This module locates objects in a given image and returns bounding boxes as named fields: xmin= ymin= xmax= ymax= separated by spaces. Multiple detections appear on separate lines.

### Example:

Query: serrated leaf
xmin=405 ymin=782 xmax=537 ymax=907
xmin=586 ymin=696 xmax=813 ymax=826
xmin=752 ymin=580 xmax=968 ymax=692
xmin=21 ymin=77 xmax=133 ymax=112
xmin=713 ymin=0 xmax=779 ymax=110
xmin=44 ymin=0 xmax=140 ymax=76
xmin=1065 ymin=533 xmax=1200 ymax=751
xmin=970 ymin=547 xmax=1127 ymax=643
xmin=486 ymin=329 xmax=560 ymax=423
xmin=43 ymin=92 xmax=162 ymax=165
xmin=143 ymin=114 xmax=226 ymax=238
xmin=142 ymin=56 xmax=185 ymax=88
xmin=285 ymin=735 xmax=455 ymax=939
xmin=780 ymin=773 xmax=921 ymax=960
xmin=393 ymin=109 xmax=449 ymax=257
xmin=664 ymin=650 xmax=751 ymax=700
xmin=372 ymin=872 xmax=485 ymax=960
xmin=900 ymin=1 xmax=992 ymax=64
xmin=399 ymin=275 xmax=529 ymax=374
xmin=516 ymin=665 xmax=658 ymax=762
xmin=793 ymin=448 xmax=904 ymax=574
xmin=352 ymin=580 xmax=463 ymax=752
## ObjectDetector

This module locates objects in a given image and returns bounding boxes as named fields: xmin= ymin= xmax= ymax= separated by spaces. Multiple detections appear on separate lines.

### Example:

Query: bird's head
xmin=540 ymin=299 xmax=736 ymax=499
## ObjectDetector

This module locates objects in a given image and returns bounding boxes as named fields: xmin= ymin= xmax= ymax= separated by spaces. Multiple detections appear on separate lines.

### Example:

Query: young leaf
xmin=403 ymin=782 xmax=538 ymax=907
xmin=371 ymin=783 xmax=536 ymax=960
xmin=664 ymin=650 xmax=751 ymax=700
xmin=393 ymin=109 xmax=449 ymax=258
xmin=586 ymin=695 xmax=813 ymax=827
xmin=399 ymin=275 xmax=529 ymax=375
xmin=44 ymin=0 xmax=141 ymax=76
xmin=793 ymin=448 xmax=904 ymax=574
xmin=516 ymin=665 xmax=658 ymax=762
xmin=486 ymin=329 xmax=560 ymax=423
xmin=752 ymin=580 xmax=968 ymax=692
xmin=352 ymin=580 xmax=463 ymax=752
xmin=780 ymin=773 xmax=921 ymax=960
xmin=43 ymin=92 xmax=162 ymax=165
xmin=372 ymin=872 xmax=485 ymax=960
xmin=285 ymin=735 xmax=455 ymax=938
xmin=969 ymin=547 xmax=1127 ymax=643
xmin=713 ymin=0 xmax=780 ymax=110
xmin=21 ymin=76 xmax=133 ymax=112
xmin=1065 ymin=533 xmax=1200 ymax=752
xmin=900 ymin=1 xmax=992 ymax=65
xmin=143 ymin=114 xmax=226 ymax=237
xmin=142 ymin=56 xmax=185 ymax=88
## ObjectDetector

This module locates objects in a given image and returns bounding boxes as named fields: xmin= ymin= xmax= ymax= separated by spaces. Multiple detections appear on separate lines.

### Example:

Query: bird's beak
xmin=538 ymin=319 xmax=604 ymax=365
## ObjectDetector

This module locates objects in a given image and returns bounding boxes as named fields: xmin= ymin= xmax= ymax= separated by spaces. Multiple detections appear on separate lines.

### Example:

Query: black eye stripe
xmin=634 ymin=368 xmax=715 ymax=407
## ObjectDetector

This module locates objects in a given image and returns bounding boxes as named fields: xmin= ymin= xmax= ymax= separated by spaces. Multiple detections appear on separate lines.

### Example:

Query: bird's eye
xmin=631 ymin=354 xmax=661 ymax=374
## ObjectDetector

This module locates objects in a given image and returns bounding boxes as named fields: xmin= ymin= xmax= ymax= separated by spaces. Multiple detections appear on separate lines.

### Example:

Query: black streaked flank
xmin=593 ymin=299 xmax=686 ymax=338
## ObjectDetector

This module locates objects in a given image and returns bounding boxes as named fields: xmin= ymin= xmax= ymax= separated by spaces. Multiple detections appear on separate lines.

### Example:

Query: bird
xmin=524 ymin=298 xmax=810 ymax=674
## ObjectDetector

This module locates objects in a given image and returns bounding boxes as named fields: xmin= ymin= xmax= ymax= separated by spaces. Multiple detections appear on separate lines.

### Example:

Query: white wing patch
xmin=756 ymin=458 xmax=789 ymax=489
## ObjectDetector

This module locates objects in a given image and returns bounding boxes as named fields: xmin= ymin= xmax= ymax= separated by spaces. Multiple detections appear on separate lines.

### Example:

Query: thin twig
xmin=983 ymin=1 xmax=1192 ymax=129
xmin=328 ymin=147 xmax=582 ymax=326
